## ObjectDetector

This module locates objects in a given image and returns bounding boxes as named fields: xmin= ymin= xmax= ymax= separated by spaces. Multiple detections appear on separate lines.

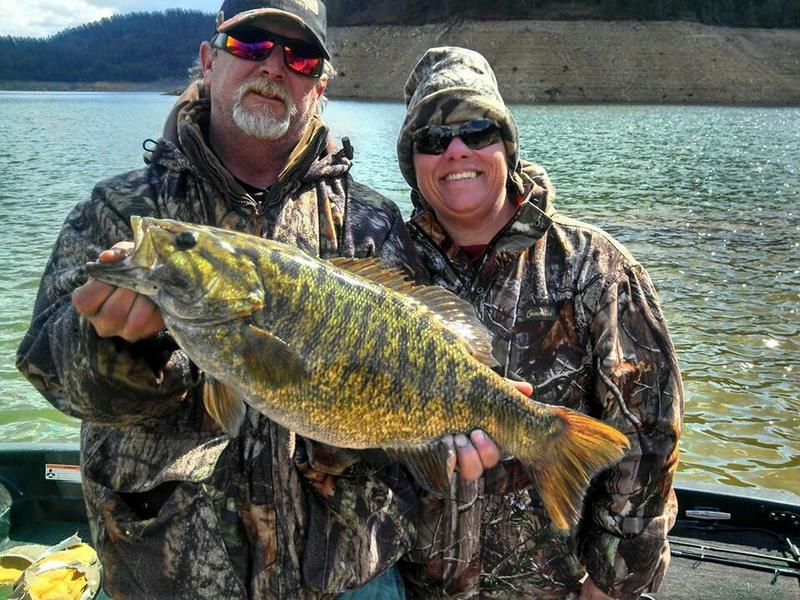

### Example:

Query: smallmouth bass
xmin=85 ymin=217 xmax=630 ymax=529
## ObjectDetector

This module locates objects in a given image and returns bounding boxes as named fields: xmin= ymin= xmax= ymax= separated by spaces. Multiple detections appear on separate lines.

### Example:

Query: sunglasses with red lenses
xmin=211 ymin=28 xmax=325 ymax=78
xmin=412 ymin=119 xmax=503 ymax=155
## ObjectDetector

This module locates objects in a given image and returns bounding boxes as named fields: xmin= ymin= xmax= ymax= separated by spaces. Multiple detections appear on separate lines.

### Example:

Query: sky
xmin=2 ymin=0 xmax=222 ymax=38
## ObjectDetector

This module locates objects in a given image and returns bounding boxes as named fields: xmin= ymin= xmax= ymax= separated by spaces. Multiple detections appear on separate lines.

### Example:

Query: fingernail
xmin=470 ymin=430 xmax=485 ymax=444
xmin=442 ymin=435 xmax=456 ymax=458
xmin=454 ymin=434 xmax=469 ymax=448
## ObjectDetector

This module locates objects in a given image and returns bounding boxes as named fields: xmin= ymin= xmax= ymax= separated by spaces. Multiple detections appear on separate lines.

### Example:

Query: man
xmin=16 ymin=2 xmax=447 ymax=597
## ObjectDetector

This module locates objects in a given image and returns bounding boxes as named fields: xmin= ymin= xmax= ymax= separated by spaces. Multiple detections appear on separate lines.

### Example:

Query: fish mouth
xmin=84 ymin=216 xmax=160 ymax=294
xmin=128 ymin=216 xmax=157 ymax=268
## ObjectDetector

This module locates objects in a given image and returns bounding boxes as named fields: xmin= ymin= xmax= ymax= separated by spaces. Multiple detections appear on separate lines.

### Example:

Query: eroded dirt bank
xmin=326 ymin=20 xmax=800 ymax=104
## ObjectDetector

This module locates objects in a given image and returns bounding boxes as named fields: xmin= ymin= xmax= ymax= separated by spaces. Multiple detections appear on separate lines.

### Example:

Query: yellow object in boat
xmin=26 ymin=566 xmax=87 ymax=600
xmin=7 ymin=537 xmax=100 ymax=600
xmin=0 ymin=545 xmax=47 ymax=588
xmin=0 ymin=564 xmax=25 ymax=585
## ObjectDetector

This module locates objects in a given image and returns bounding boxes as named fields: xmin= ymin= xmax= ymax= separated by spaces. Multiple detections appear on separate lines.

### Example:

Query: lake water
xmin=0 ymin=92 xmax=797 ymax=498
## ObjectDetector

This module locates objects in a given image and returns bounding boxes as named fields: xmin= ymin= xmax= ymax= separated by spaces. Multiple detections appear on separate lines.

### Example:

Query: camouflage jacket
xmin=400 ymin=162 xmax=683 ymax=600
xmin=16 ymin=83 xmax=421 ymax=599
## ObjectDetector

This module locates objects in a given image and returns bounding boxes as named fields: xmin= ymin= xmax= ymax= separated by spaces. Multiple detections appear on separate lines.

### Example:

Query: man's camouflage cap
xmin=215 ymin=0 xmax=331 ymax=59
xmin=397 ymin=46 xmax=521 ymax=192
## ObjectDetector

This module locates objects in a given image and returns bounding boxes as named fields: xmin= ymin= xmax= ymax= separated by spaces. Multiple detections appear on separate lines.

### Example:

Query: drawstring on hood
xmin=147 ymin=79 xmax=350 ymax=237
xmin=155 ymin=80 xmax=341 ymax=194
xmin=397 ymin=46 xmax=524 ymax=205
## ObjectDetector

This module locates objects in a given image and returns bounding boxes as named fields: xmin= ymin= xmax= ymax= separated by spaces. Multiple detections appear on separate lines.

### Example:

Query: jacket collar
xmin=155 ymin=81 xmax=334 ymax=200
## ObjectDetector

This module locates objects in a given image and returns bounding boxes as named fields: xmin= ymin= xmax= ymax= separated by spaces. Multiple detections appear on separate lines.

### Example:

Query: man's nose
xmin=258 ymin=46 xmax=286 ymax=79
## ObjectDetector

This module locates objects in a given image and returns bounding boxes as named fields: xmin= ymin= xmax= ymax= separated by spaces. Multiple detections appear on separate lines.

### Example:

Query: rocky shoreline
xmin=3 ymin=21 xmax=798 ymax=104
xmin=326 ymin=20 xmax=800 ymax=105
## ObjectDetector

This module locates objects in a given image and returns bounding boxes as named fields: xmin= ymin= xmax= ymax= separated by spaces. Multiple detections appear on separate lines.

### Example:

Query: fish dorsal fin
xmin=328 ymin=258 xmax=419 ymax=294
xmin=328 ymin=258 xmax=498 ymax=368
xmin=405 ymin=286 xmax=499 ymax=367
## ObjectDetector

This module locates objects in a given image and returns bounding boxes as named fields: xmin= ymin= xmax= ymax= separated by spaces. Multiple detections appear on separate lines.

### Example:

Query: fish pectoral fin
xmin=386 ymin=441 xmax=453 ymax=496
xmin=203 ymin=376 xmax=246 ymax=436
xmin=242 ymin=324 xmax=309 ymax=388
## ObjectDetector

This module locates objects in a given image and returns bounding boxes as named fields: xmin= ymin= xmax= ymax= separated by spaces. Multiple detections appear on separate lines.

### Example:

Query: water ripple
xmin=1 ymin=95 xmax=798 ymax=497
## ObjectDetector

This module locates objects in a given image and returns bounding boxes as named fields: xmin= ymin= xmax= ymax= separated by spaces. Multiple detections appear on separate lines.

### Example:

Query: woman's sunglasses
xmin=412 ymin=120 xmax=503 ymax=155
xmin=211 ymin=28 xmax=325 ymax=78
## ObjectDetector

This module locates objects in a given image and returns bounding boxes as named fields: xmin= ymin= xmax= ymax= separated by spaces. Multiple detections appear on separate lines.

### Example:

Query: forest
xmin=0 ymin=0 xmax=797 ymax=84
xmin=0 ymin=10 xmax=209 ymax=83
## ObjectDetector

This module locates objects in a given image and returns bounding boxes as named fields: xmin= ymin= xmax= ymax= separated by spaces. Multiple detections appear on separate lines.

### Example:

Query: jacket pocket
xmin=83 ymin=476 xmax=247 ymax=600
xmin=80 ymin=426 xmax=245 ymax=599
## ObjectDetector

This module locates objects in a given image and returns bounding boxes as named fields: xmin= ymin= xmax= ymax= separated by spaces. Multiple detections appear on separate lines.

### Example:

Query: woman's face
xmin=413 ymin=124 xmax=509 ymax=229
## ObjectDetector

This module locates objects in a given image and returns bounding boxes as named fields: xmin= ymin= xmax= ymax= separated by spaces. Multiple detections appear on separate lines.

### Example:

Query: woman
xmin=395 ymin=47 xmax=683 ymax=600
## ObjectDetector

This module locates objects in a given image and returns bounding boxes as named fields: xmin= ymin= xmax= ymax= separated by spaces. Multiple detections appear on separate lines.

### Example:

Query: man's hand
xmin=447 ymin=379 xmax=533 ymax=480
xmin=73 ymin=242 xmax=164 ymax=342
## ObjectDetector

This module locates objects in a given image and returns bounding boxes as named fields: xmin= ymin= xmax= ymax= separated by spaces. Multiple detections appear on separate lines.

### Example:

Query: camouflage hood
xmin=397 ymin=46 xmax=523 ymax=205
xmin=408 ymin=159 xmax=556 ymax=224
xmin=154 ymin=81 xmax=347 ymax=201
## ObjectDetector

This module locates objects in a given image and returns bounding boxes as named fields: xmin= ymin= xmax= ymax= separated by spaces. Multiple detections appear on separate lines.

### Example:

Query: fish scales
xmin=263 ymin=252 xmax=469 ymax=444
xmin=290 ymin=276 xmax=556 ymax=447
xmin=85 ymin=217 xmax=631 ymax=530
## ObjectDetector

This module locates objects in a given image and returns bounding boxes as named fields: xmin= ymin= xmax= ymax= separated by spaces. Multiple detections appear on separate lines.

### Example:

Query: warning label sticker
xmin=45 ymin=463 xmax=82 ymax=483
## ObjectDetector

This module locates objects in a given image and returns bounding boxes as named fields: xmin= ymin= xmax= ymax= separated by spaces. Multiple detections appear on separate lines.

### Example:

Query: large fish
xmin=85 ymin=216 xmax=629 ymax=529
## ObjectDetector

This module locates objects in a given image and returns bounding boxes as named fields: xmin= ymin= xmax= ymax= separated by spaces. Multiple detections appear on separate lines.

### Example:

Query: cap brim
xmin=217 ymin=9 xmax=330 ymax=59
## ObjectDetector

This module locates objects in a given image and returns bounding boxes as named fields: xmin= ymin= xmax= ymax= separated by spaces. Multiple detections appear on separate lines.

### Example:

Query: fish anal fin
xmin=522 ymin=411 xmax=630 ymax=530
xmin=242 ymin=323 xmax=308 ymax=388
xmin=203 ymin=376 xmax=246 ymax=437
xmin=386 ymin=441 xmax=453 ymax=496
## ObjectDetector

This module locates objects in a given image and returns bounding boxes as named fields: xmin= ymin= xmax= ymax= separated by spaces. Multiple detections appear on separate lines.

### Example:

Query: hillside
xmin=325 ymin=20 xmax=800 ymax=104
xmin=2 ymin=20 xmax=798 ymax=104
xmin=0 ymin=10 xmax=209 ymax=86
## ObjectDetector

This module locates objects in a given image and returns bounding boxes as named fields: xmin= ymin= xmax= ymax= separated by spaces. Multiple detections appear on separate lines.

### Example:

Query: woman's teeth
xmin=444 ymin=171 xmax=478 ymax=181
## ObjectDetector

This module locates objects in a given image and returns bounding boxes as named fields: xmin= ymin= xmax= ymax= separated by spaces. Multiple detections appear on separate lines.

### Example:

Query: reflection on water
xmin=1 ymin=94 xmax=797 ymax=497
xmin=505 ymin=105 xmax=799 ymax=495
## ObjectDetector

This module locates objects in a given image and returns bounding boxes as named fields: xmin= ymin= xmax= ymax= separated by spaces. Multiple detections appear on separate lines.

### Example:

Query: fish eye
xmin=174 ymin=231 xmax=198 ymax=251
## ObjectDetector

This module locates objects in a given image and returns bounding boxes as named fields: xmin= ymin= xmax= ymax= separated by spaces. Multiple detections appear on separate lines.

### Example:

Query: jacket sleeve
xmin=340 ymin=180 xmax=428 ymax=283
xmin=376 ymin=209 xmax=428 ymax=282
xmin=580 ymin=264 xmax=683 ymax=599
xmin=16 ymin=185 xmax=194 ymax=426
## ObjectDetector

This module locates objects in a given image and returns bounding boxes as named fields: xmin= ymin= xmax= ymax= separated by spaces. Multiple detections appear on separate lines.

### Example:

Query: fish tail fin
xmin=521 ymin=410 xmax=630 ymax=530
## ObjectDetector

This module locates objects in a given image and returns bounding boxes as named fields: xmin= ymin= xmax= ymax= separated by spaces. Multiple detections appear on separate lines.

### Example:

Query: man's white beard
xmin=232 ymin=79 xmax=295 ymax=140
